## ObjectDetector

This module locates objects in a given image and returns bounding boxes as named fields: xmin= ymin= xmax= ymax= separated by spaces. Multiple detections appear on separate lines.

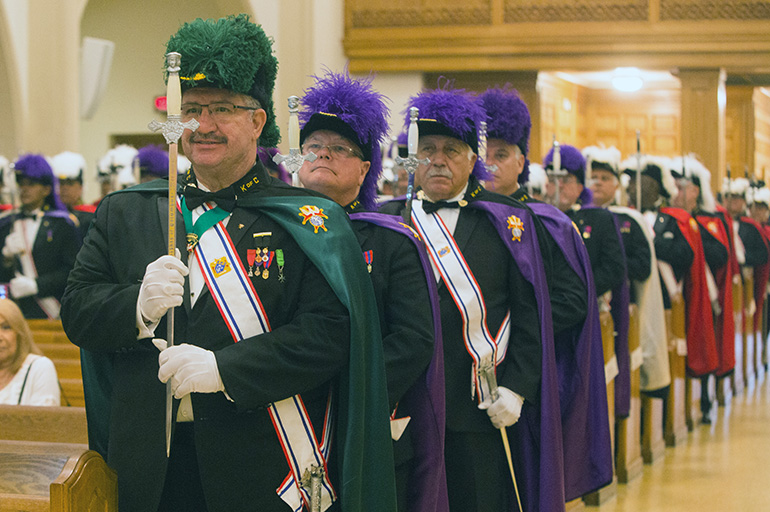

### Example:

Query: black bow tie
xmin=19 ymin=211 xmax=38 ymax=220
xmin=184 ymin=186 xmax=236 ymax=212
xmin=422 ymin=199 xmax=462 ymax=214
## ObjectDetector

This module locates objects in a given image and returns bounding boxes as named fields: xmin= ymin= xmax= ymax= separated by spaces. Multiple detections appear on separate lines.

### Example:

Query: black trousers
xmin=445 ymin=430 xmax=515 ymax=512
xmin=158 ymin=422 xmax=208 ymax=512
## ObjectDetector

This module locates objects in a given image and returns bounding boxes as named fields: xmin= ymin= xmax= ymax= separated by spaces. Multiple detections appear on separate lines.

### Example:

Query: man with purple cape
xmin=381 ymin=82 xmax=564 ymax=512
xmin=0 ymin=154 xmax=79 ymax=319
xmin=297 ymin=70 xmax=447 ymax=512
xmin=481 ymin=86 xmax=612 ymax=501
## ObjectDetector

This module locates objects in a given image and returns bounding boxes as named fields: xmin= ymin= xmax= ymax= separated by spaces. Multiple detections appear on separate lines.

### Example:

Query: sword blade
xmin=481 ymin=364 xmax=523 ymax=512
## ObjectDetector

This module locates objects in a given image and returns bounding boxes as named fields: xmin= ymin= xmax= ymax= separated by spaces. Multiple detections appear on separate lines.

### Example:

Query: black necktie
xmin=421 ymin=200 xmax=461 ymax=214
xmin=184 ymin=186 xmax=236 ymax=212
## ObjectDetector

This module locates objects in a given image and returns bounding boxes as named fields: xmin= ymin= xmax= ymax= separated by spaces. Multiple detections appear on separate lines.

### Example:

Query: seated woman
xmin=0 ymin=298 xmax=60 ymax=405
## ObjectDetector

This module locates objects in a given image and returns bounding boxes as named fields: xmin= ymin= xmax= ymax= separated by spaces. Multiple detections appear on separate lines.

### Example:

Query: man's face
xmin=589 ymin=168 xmax=618 ymax=207
xmin=58 ymin=179 xmax=82 ymax=208
xmin=415 ymin=135 xmax=476 ymax=202
xmin=485 ymin=139 xmax=524 ymax=196
xmin=556 ymin=174 xmax=583 ymax=211
xmin=725 ymin=194 xmax=746 ymax=218
xmin=18 ymin=178 xmax=51 ymax=211
xmin=180 ymin=88 xmax=266 ymax=178
xmin=672 ymin=179 xmax=700 ymax=212
xmin=627 ymin=174 xmax=661 ymax=211
xmin=298 ymin=130 xmax=370 ymax=207
xmin=750 ymin=203 xmax=770 ymax=224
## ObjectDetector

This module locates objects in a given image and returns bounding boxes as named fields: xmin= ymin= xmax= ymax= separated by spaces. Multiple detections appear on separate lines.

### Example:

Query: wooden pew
xmin=0 ymin=405 xmax=113 ymax=511
xmin=615 ymin=304 xmax=643 ymax=483
xmin=665 ymin=295 xmax=688 ymax=447
xmin=27 ymin=318 xmax=64 ymax=332
xmin=583 ymin=311 xmax=617 ymax=506
xmin=0 ymin=440 xmax=117 ymax=512
xmin=0 ymin=405 xmax=87 ymax=444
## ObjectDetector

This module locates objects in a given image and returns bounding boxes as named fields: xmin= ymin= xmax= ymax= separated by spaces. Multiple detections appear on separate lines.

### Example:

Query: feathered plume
xmin=543 ymin=144 xmax=586 ymax=183
xmin=299 ymin=70 xmax=390 ymax=211
xmin=582 ymin=145 xmax=621 ymax=178
xmin=166 ymin=14 xmax=280 ymax=147
xmin=620 ymin=154 xmax=678 ymax=200
xmin=479 ymin=85 xmax=531 ymax=184
xmin=50 ymin=151 xmax=86 ymax=181
xmin=670 ymin=154 xmax=715 ymax=213
xmin=136 ymin=145 xmax=169 ymax=178
xmin=406 ymin=78 xmax=488 ymax=180
xmin=14 ymin=154 xmax=66 ymax=211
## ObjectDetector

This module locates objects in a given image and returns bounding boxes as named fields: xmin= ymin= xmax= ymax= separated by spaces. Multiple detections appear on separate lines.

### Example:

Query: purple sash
xmin=350 ymin=212 xmax=448 ymax=512
xmin=468 ymin=201 xmax=565 ymax=512
xmin=527 ymin=202 xmax=613 ymax=500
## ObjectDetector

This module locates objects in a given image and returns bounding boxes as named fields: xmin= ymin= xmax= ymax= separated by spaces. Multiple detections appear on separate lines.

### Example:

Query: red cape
xmin=698 ymin=209 xmax=735 ymax=376
xmin=661 ymin=207 xmax=718 ymax=375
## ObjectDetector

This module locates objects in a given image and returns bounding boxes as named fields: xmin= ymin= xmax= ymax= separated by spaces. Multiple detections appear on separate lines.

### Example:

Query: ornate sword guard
xmin=478 ymin=360 xmax=500 ymax=402
xmin=148 ymin=117 xmax=200 ymax=145
xmin=274 ymin=95 xmax=317 ymax=176
xmin=273 ymin=148 xmax=317 ymax=175
xmin=479 ymin=121 xmax=498 ymax=174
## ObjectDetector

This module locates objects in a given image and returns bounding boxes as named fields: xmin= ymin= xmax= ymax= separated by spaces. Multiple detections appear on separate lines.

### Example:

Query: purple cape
xmin=469 ymin=200 xmax=565 ymax=512
xmin=527 ymin=202 xmax=613 ymax=500
xmin=349 ymin=212 xmax=449 ymax=512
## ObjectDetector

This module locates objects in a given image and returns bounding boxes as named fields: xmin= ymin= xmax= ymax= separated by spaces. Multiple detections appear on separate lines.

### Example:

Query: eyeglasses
xmin=180 ymin=102 xmax=259 ymax=122
xmin=302 ymin=143 xmax=364 ymax=160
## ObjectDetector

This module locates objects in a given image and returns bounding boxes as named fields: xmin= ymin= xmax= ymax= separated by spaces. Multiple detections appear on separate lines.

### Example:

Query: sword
xmin=273 ymin=96 xmax=317 ymax=186
xmin=635 ymin=130 xmax=642 ymax=211
xmin=478 ymin=361 xmax=524 ymax=512
xmin=148 ymin=52 xmax=199 ymax=457
xmin=479 ymin=121 xmax=497 ymax=175
xmin=547 ymin=136 xmax=567 ymax=207
xmin=301 ymin=464 xmax=325 ymax=512
xmin=395 ymin=107 xmax=429 ymax=224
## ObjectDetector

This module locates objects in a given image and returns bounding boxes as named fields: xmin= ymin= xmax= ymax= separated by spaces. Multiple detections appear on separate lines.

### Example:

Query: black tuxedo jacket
xmin=0 ymin=210 xmax=79 ymax=318
xmin=61 ymin=165 xmax=351 ymax=512
xmin=381 ymin=183 xmax=542 ymax=433
xmin=567 ymin=206 xmax=626 ymax=297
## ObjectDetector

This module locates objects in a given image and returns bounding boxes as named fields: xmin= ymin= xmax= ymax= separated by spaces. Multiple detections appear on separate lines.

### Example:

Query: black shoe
xmin=701 ymin=415 xmax=712 ymax=425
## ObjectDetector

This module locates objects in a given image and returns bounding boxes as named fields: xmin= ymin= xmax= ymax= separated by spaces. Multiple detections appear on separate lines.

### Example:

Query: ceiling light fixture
xmin=612 ymin=67 xmax=644 ymax=92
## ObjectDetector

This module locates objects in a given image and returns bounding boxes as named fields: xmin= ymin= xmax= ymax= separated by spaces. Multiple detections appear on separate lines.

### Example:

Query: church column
xmin=678 ymin=68 xmax=726 ymax=190
xmin=725 ymin=86 xmax=756 ymax=179
xmin=23 ymin=0 xmax=82 ymax=153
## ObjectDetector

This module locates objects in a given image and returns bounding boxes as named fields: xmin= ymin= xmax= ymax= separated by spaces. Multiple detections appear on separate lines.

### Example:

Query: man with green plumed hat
xmin=61 ymin=14 xmax=395 ymax=512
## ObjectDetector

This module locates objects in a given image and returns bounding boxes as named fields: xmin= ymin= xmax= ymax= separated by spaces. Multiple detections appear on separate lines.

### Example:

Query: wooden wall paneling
xmin=753 ymin=89 xmax=770 ymax=183
xmin=726 ymin=85 xmax=756 ymax=178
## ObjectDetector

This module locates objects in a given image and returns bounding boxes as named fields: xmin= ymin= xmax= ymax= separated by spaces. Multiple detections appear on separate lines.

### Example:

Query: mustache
xmin=189 ymin=134 xmax=227 ymax=144
xmin=425 ymin=167 xmax=453 ymax=179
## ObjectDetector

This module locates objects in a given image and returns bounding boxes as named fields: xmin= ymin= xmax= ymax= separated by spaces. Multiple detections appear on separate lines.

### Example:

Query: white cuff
xmin=136 ymin=300 xmax=159 ymax=339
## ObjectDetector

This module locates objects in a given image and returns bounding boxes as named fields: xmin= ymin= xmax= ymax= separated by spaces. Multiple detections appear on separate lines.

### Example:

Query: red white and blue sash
xmin=187 ymin=200 xmax=336 ymax=511
xmin=412 ymin=202 xmax=510 ymax=403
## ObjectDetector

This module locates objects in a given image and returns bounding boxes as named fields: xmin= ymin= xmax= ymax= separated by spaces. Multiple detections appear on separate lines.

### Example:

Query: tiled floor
xmin=599 ymin=377 xmax=770 ymax=511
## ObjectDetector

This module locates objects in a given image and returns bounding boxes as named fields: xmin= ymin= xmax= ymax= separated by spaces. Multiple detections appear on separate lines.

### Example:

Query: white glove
xmin=478 ymin=386 xmax=523 ymax=429
xmin=157 ymin=343 xmax=225 ymax=398
xmin=138 ymin=254 xmax=188 ymax=324
xmin=2 ymin=231 xmax=25 ymax=258
xmin=9 ymin=275 xmax=38 ymax=298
